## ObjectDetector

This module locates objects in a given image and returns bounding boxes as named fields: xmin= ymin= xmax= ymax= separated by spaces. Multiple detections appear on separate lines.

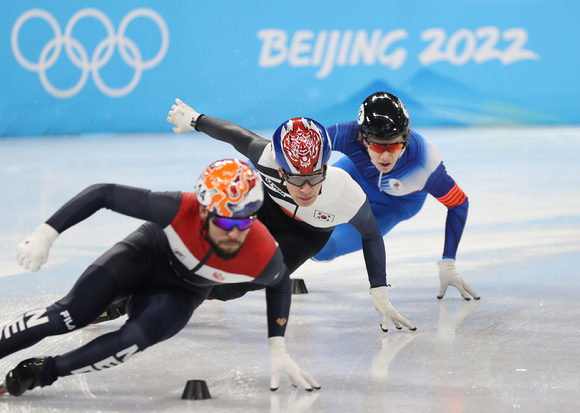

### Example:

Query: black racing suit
xmin=0 ymin=184 xmax=289 ymax=386
xmin=195 ymin=115 xmax=388 ymax=301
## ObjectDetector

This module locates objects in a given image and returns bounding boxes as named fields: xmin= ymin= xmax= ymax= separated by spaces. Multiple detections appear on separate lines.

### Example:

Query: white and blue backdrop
xmin=1 ymin=0 xmax=578 ymax=137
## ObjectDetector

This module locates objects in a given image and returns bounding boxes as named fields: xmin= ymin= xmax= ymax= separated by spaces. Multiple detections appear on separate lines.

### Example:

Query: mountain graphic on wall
xmin=400 ymin=69 xmax=562 ymax=125
xmin=313 ymin=70 xmax=561 ymax=127
xmin=311 ymin=79 xmax=431 ymax=126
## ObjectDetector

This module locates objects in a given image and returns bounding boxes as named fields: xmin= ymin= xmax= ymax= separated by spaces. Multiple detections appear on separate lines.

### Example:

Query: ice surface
xmin=1 ymin=127 xmax=579 ymax=412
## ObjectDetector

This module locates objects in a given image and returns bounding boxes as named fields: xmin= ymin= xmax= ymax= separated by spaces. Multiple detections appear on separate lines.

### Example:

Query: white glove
xmin=370 ymin=286 xmax=416 ymax=332
xmin=268 ymin=337 xmax=320 ymax=392
xmin=15 ymin=223 xmax=59 ymax=272
xmin=437 ymin=259 xmax=480 ymax=300
xmin=166 ymin=98 xmax=201 ymax=133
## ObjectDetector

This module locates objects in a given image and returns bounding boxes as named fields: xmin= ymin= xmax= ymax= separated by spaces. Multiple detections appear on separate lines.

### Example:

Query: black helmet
xmin=357 ymin=92 xmax=410 ymax=142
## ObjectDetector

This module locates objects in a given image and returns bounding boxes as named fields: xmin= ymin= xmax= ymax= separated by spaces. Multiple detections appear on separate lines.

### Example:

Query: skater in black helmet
xmin=314 ymin=92 xmax=479 ymax=301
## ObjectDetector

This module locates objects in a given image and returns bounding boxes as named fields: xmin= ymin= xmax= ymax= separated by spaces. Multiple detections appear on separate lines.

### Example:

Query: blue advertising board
xmin=1 ymin=0 xmax=579 ymax=137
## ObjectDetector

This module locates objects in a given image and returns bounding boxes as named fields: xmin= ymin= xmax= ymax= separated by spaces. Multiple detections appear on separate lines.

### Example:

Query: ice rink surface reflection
xmin=1 ymin=126 xmax=579 ymax=412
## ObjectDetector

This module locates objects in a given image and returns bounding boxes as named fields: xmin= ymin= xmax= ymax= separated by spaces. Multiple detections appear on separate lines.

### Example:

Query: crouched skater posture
xmin=167 ymin=99 xmax=417 ymax=333
xmin=0 ymin=159 xmax=318 ymax=397
xmin=314 ymin=92 xmax=479 ymax=301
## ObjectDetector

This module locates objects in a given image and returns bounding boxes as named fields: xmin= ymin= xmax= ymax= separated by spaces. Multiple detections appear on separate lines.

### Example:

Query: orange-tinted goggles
xmin=366 ymin=140 xmax=407 ymax=154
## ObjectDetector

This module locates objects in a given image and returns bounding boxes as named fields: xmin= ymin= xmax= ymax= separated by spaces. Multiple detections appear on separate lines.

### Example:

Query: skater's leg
xmin=50 ymin=287 xmax=209 ymax=381
xmin=0 ymin=265 xmax=121 ymax=359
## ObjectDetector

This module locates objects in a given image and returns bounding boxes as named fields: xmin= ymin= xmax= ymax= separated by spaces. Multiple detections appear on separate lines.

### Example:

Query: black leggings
xmin=1 ymin=263 xmax=209 ymax=385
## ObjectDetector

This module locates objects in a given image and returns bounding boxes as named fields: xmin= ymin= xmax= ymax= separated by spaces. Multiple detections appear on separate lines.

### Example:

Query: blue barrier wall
xmin=1 ymin=0 xmax=579 ymax=137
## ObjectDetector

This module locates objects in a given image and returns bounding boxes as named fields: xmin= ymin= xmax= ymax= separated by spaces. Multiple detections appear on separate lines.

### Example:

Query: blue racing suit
xmin=314 ymin=121 xmax=468 ymax=261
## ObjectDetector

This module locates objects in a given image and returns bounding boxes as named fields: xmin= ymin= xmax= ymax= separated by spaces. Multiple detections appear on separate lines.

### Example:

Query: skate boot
xmin=5 ymin=357 xmax=48 ymax=396
xmin=92 ymin=298 xmax=128 ymax=324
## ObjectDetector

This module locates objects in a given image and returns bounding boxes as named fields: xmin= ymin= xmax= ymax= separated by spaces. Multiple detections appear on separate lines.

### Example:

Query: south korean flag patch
xmin=314 ymin=210 xmax=335 ymax=223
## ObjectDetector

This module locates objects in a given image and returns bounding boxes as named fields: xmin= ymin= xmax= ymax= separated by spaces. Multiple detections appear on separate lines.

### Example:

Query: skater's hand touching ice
xmin=268 ymin=337 xmax=320 ymax=392
xmin=437 ymin=259 xmax=480 ymax=300
xmin=370 ymin=286 xmax=416 ymax=332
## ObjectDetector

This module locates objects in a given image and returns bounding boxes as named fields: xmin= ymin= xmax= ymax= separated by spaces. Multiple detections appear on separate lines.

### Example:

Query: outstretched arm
xmin=15 ymin=184 xmax=181 ymax=272
xmin=209 ymin=255 xmax=319 ymax=391
xmin=349 ymin=198 xmax=387 ymax=288
xmin=437 ymin=197 xmax=479 ymax=300
xmin=349 ymin=198 xmax=416 ymax=332
xmin=45 ymin=184 xmax=181 ymax=233
xmin=264 ymin=268 xmax=320 ymax=391
xmin=167 ymin=98 xmax=268 ymax=162
xmin=425 ymin=164 xmax=479 ymax=300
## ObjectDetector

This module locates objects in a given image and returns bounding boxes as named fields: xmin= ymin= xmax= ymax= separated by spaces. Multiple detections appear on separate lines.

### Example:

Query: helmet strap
xmin=200 ymin=216 xmax=209 ymax=239
xmin=360 ymin=140 xmax=371 ymax=159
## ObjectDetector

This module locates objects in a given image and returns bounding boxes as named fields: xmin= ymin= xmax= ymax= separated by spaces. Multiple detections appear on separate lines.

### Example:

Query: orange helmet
xmin=195 ymin=159 xmax=264 ymax=218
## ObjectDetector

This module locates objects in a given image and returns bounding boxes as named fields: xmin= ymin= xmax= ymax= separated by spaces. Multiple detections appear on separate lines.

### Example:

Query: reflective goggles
xmin=209 ymin=213 xmax=257 ymax=231
xmin=365 ymin=140 xmax=407 ymax=154
xmin=282 ymin=169 xmax=326 ymax=187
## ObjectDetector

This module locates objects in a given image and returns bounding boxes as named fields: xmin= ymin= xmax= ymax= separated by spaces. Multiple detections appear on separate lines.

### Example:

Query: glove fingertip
xmin=270 ymin=374 xmax=281 ymax=391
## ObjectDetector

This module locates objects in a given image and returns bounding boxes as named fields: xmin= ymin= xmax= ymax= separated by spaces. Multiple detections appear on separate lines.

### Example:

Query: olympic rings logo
xmin=11 ymin=8 xmax=169 ymax=99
